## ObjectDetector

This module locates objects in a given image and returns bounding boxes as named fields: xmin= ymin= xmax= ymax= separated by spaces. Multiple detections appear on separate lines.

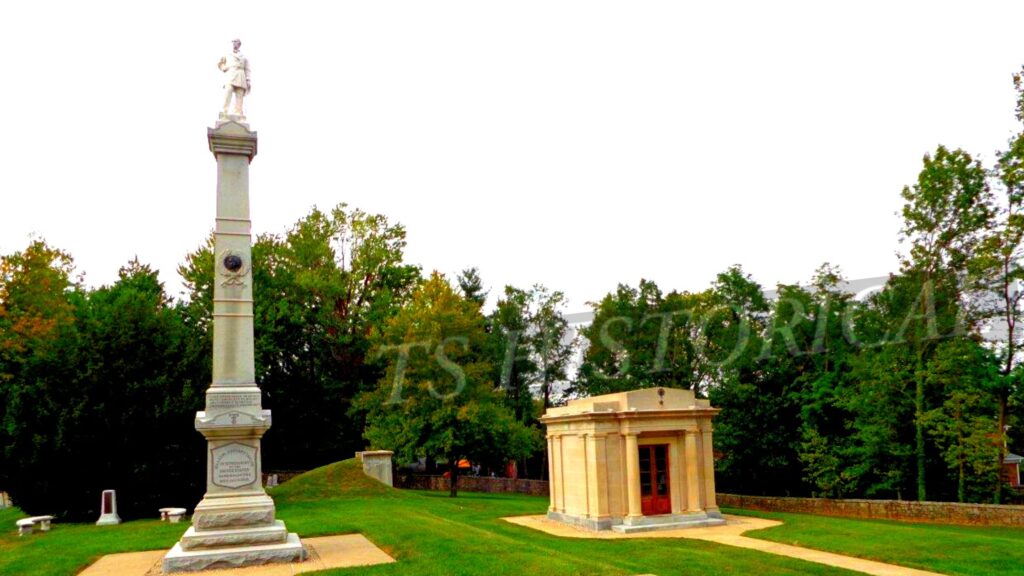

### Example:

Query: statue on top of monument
xmin=219 ymin=39 xmax=251 ymax=119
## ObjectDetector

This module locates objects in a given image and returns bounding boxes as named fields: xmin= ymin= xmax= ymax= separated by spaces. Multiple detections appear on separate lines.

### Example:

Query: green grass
xmin=728 ymin=507 xmax=1024 ymax=576
xmin=0 ymin=461 xmax=1016 ymax=575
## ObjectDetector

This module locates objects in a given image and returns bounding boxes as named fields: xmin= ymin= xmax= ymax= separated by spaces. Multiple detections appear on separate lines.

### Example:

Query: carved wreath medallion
xmin=218 ymin=249 xmax=249 ymax=287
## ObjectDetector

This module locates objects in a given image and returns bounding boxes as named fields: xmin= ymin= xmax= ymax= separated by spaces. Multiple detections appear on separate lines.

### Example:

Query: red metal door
xmin=639 ymin=444 xmax=671 ymax=515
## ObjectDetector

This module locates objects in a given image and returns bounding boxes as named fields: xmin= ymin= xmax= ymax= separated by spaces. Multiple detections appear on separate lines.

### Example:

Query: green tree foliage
xmin=0 ymin=240 xmax=82 ymax=516
xmin=525 ymin=285 xmax=572 ymax=410
xmin=921 ymin=340 xmax=1000 ymax=502
xmin=490 ymin=286 xmax=536 ymax=424
xmin=488 ymin=284 xmax=572 ymax=479
xmin=574 ymin=279 xmax=713 ymax=396
xmin=457 ymin=267 xmax=488 ymax=307
xmin=179 ymin=204 xmax=421 ymax=469
xmin=795 ymin=265 xmax=860 ymax=498
xmin=0 ymin=246 xmax=207 ymax=520
xmin=973 ymin=68 xmax=1024 ymax=501
xmin=360 ymin=273 xmax=539 ymax=496
xmin=895 ymin=146 xmax=993 ymax=501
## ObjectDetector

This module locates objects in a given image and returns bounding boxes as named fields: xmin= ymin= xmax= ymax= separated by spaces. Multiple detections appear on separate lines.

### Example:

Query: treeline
xmin=0 ymin=205 xmax=571 ymax=517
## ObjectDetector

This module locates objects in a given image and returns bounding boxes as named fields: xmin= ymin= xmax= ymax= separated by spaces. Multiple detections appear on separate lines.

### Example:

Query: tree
xmin=898 ymin=145 xmax=994 ymax=500
xmin=67 ymin=260 xmax=206 ymax=519
xmin=921 ymin=340 xmax=1000 ymax=502
xmin=178 ymin=204 xmax=421 ymax=470
xmin=0 ymin=240 xmax=81 ymax=516
xmin=0 ymin=247 xmax=207 ymax=519
xmin=526 ymin=285 xmax=572 ymax=410
xmin=796 ymin=265 xmax=860 ymax=498
xmin=974 ymin=70 xmax=1024 ymax=501
xmin=490 ymin=286 xmax=536 ymax=425
xmin=457 ymin=267 xmax=488 ymax=307
xmin=575 ymin=279 xmax=709 ymax=396
xmin=360 ymin=273 xmax=538 ymax=496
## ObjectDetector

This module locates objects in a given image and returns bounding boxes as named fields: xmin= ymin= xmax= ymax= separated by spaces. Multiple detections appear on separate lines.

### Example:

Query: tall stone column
xmin=163 ymin=120 xmax=306 ymax=572
xmin=684 ymin=430 xmax=702 ymax=513
xmin=585 ymin=433 xmax=609 ymax=523
xmin=701 ymin=429 xmax=720 ymax=515
xmin=546 ymin=436 xmax=556 ymax=512
xmin=668 ymin=437 xmax=683 ymax=514
xmin=624 ymin=433 xmax=642 ymax=520
xmin=553 ymin=435 xmax=565 ymax=513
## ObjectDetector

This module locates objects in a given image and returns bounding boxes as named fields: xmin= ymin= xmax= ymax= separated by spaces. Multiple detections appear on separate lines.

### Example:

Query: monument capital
xmin=208 ymin=121 xmax=257 ymax=161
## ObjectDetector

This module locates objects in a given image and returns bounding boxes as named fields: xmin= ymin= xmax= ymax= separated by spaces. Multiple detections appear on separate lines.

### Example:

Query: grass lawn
xmin=729 ymin=507 xmax=1024 ymax=576
xmin=0 ymin=460 xmax=1015 ymax=576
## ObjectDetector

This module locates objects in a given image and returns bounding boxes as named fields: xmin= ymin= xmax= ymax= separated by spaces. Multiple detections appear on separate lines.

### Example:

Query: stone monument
xmin=163 ymin=43 xmax=306 ymax=572
xmin=95 ymin=490 xmax=121 ymax=526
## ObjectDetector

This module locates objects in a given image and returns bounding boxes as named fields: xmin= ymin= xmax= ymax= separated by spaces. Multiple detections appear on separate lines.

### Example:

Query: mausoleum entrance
xmin=639 ymin=444 xmax=671 ymax=516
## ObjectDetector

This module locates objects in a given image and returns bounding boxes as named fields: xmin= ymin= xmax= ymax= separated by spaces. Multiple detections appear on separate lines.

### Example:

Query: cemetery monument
xmin=162 ymin=40 xmax=307 ymax=572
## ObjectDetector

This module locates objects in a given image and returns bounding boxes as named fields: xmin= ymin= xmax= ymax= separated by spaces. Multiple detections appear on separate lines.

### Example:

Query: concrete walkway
xmin=503 ymin=514 xmax=942 ymax=576
xmin=78 ymin=534 xmax=395 ymax=576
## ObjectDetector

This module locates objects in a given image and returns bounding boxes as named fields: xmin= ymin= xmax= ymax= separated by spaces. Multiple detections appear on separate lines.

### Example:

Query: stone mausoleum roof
xmin=543 ymin=387 xmax=713 ymax=420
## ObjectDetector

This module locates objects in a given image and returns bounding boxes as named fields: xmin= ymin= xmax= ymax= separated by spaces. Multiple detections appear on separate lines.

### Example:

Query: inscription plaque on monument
xmin=211 ymin=443 xmax=258 ymax=489
xmin=208 ymin=392 xmax=262 ymax=409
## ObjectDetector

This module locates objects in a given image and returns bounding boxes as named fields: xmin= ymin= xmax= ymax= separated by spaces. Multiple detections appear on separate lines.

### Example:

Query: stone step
xmin=164 ymin=532 xmax=306 ymax=573
xmin=180 ymin=520 xmax=289 ymax=550
xmin=611 ymin=517 xmax=726 ymax=534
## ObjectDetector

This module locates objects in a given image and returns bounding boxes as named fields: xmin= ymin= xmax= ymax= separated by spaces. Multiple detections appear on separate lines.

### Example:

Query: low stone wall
xmin=717 ymin=493 xmax=1024 ymax=527
xmin=397 ymin=474 xmax=550 ymax=497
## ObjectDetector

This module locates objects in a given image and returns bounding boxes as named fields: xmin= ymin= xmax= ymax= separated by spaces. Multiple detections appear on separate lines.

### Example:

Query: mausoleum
xmin=540 ymin=387 xmax=724 ymax=533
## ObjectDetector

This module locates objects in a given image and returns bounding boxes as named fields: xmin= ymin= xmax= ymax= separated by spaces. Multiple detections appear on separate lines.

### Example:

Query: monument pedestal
xmin=163 ymin=120 xmax=305 ymax=573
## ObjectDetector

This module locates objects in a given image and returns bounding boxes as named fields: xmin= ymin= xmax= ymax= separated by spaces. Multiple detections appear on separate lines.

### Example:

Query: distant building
xmin=1004 ymin=453 xmax=1022 ymax=488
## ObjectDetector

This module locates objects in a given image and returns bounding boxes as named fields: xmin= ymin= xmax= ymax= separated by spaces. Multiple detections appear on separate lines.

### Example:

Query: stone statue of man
xmin=219 ymin=39 xmax=251 ymax=117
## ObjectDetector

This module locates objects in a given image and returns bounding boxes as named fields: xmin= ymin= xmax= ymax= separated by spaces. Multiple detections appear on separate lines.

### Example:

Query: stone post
xmin=163 ymin=120 xmax=305 ymax=572
xmin=358 ymin=451 xmax=394 ymax=486
xmin=95 ymin=490 xmax=121 ymax=526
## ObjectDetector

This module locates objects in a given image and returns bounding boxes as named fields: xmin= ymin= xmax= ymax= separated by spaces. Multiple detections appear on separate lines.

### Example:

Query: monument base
xmin=191 ymin=492 xmax=276 ymax=531
xmin=95 ymin=514 xmax=121 ymax=526
xmin=162 ymin=533 xmax=306 ymax=573
xmin=180 ymin=520 xmax=290 ymax=550
xmin=546 ymin=510 xmax=725 ymax=533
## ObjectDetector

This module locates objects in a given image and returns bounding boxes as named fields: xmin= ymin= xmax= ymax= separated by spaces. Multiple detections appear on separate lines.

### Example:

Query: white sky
xmin=2 ymin=1 xmax=1023 ymax=312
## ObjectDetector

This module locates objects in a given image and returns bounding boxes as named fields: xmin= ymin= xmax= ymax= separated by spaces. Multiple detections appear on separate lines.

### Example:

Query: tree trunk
xmin=449 ymin=459 xmax=459 ymax=498
xmin=915 ymin=362 xmax=927 ymax=502
xmin=957 ymin=424 xmax=965 ymax=503
xmin=996 ymin=393 xmax=1008 ymax=504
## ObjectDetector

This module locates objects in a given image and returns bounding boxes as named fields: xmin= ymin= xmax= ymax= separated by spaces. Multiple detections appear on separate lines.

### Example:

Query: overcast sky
xmin=2 ymin=1 xmax=1023 ymax=312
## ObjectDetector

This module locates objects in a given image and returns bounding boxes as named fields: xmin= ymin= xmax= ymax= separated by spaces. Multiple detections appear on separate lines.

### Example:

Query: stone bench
xmin=16 ymin=515 xmax=54 ymax=536
xmin=160 ymin=508 xmax=188 ymax=523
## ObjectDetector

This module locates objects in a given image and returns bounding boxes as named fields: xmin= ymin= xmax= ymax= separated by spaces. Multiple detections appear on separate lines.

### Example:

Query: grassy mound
xmin=269 ymin=458 xmax=401 ymax=503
